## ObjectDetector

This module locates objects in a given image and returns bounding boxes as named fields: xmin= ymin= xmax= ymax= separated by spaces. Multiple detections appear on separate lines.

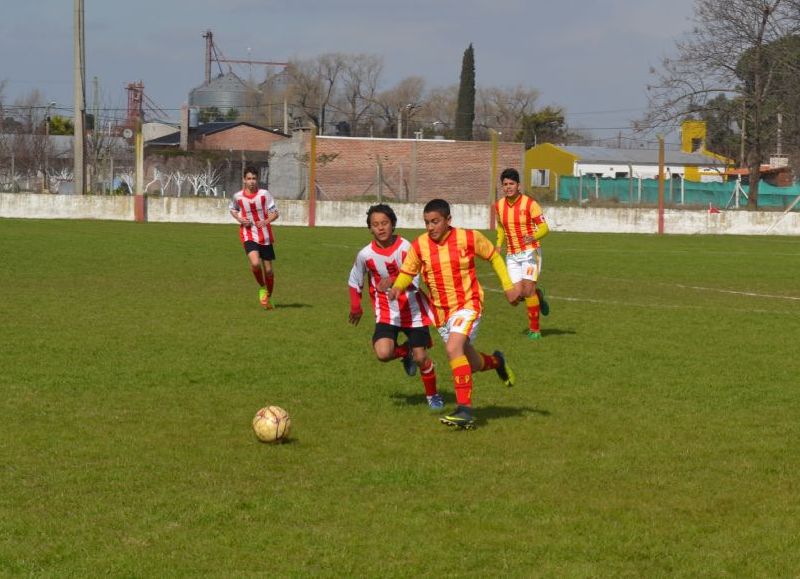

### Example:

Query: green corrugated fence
xmin=556 ymin=176 xmax=800 ymax=210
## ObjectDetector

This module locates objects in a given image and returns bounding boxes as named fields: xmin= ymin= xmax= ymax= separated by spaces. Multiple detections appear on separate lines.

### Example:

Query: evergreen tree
xmin=454 ymin=44 xmax=475 ymax=141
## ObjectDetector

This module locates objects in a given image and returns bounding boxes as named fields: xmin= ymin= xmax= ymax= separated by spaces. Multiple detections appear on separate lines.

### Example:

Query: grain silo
xmin=189 ymin=71 xmax=250 ymax=115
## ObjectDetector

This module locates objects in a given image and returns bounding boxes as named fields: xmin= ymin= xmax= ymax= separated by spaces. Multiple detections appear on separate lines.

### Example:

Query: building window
xmin=531 ymin=168 xmax=550 ymax=187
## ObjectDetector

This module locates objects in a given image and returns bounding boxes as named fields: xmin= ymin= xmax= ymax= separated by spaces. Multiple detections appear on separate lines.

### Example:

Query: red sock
xmin=394 ymin=343 xmax=409 ymax=360
xmin=420 ymin=359 xmax=437 ymax=397
xmin=478 ymin=352 xmax=499 ymax=371
xmin=265 ymin=273 xmax=274 ymax=295
xmin=450 ymin=355 xmax=473 ymax=406
xmin=525 ymin=295 xmax=540 ymax=332
xmin=251 ymin=266 xmax=265 ymax=286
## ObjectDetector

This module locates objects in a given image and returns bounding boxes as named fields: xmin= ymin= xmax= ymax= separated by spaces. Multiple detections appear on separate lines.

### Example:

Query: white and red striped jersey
xmin=229 ymin=188 xmax=278 ymax=245
xmin=348 ymin=236 xmax=433 ymax=328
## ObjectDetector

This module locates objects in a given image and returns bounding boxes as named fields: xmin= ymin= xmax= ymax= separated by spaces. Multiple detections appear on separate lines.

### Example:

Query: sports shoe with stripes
xmin=440 ymin=405 xmax=475 ymax=429
xmin=427 ymin=393 xmax=445 ymax=411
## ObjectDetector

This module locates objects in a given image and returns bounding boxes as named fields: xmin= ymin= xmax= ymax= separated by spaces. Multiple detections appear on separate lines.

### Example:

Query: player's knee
xmin=445 ymin=342 xmax=463 ymax=359
xmin=412 ymin=349 xmax=428 ymax=365
xmin=374 ymin=348 xmax=394 ymax=362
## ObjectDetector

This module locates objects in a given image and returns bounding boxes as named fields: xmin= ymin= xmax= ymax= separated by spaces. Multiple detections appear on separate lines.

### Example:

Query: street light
xmin=397 ymin=103 xmax=414 ymax=139
xmin=43 ymin=101 xmax=56 ymax=192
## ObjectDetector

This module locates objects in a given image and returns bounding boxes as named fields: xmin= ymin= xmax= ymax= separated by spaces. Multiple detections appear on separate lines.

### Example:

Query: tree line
xmin=644 ymin=0 xmax=800 ymax=207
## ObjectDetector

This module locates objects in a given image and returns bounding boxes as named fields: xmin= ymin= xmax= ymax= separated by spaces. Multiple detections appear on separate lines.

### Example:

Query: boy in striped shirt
xmin=494 ymin=168 xmax=550 ymax=339
xmin=348 ymin=204 xmax=442 ymax=410
xmin=229 ymin=166 xmax=279 ymax=310
xmin=388 ymin=199 xmax=520 ymax=429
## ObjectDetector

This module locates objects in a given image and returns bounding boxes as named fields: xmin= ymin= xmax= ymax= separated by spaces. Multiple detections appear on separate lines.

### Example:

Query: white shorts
xmin=506 ymin=248 xmax=542 ymax=283
xmin=436 ymin=309 xmax=481 ymax=343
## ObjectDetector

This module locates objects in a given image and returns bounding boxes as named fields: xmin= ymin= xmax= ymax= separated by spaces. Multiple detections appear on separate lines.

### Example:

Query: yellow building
xmin=525 ymin=121 xmax=733 ymax=196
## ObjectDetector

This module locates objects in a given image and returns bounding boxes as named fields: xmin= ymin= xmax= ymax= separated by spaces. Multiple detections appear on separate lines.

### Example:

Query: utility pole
xmin=657 ymin=135 xmax=665 ymax=235
xmin=397 ymin=108 xmax=402 ymax=139
xmin=43 ymin=102 xmax=56 ymax=193
xmin=73 ymin=0 xmax=86 ymax=194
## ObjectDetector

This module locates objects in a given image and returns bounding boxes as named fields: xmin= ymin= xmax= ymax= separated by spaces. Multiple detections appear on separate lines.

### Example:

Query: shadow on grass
xmin=271 ymin=303 xmax=313 ymax=309
xmin=390 ymin=393 xmax=549 ymax=424
xmin=475 ymin=404 xmax=550 ymax=426
xmin=541 ymin=327 xmax=576 ymax=337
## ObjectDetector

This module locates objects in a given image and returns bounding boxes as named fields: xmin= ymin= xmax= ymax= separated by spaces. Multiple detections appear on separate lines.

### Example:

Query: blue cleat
xmin=401 ymin=348 xmax=417 ymax=377
xmin=427 ymin=393 xmax=445 ymax=411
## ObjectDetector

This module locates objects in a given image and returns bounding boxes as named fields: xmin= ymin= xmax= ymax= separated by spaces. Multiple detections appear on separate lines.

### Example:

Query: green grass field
xmin=1 ymin=218 xmax=799 ymax=577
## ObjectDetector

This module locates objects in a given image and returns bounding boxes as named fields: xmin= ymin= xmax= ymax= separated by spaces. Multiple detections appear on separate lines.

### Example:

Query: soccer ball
xmin=252 ymin=405 xmax=291 ymax=443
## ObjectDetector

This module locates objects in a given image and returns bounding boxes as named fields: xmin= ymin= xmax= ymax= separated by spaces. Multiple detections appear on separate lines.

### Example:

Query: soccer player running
xmin=494 ymin=168 xmax=550 ymax=340
xmin=388 ymin=199 xmax=520 ymax=429
xmin=348 ymin=204 xmax=443 ymax=410
xmin=229 ymin=166 xmax=279 ymax=310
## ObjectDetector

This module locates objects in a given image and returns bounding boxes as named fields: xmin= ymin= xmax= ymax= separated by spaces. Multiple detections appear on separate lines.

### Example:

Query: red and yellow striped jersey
xmin=495 ymin=194 xmax=546 ymax=254
xmin=400 ymin=227 xmax=496 ymax=325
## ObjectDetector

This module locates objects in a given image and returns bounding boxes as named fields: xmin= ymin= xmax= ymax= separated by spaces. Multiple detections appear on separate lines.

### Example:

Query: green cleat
xmin=440 ymin=406 xmax=475 ymax=429
xmin=493 ymin=350 xmax=516 ymax=388
xmin=537 ymin=286 xmax=550 ymax=316
xmin=526 ymin=330 xmax=542 ymax=340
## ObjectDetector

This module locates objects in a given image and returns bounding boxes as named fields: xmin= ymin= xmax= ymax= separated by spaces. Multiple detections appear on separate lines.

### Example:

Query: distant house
xmin=146 ymin=121 xmax=287 ymax=153
xmin=525 ymin=121 xmax=733 ymax=194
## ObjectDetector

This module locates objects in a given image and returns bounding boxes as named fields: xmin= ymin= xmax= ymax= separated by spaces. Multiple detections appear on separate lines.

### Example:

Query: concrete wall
xmin=1 ymin=193 xmax=798 ymax=236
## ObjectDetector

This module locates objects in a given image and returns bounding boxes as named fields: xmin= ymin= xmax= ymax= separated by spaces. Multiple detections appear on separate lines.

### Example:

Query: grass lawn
xmin=1 ymin=218 xmax=799 ymax=577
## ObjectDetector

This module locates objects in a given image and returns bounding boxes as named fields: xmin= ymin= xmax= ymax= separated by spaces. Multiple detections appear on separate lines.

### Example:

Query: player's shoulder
xmin=356 ymin=242 xmax=374 ymax=259
xmin=525 ymin=193 xmax=543 ymax=207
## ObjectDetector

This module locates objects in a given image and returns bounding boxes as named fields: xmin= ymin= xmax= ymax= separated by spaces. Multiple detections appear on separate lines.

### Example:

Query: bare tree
xmin=421 ymin=84 xmax=458 ymax=137
xmin=645 ymin=0 xmax=800 ymax=207
xmin=474 ymin=86 xmax=540 ymax=141
xmin=332 ymin=54 xmax=383 ymax=136
xmin=372 ymin=76 xmax=426 ymax=137
xmin=287 ymin=53 xmax=345 ymax=133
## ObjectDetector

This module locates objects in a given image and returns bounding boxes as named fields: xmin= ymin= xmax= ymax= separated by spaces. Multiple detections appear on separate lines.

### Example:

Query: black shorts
xmin=372 ymin=323 xmax=433 ymax=349
xmin=243 ymin=241 xmax=275 ymax=261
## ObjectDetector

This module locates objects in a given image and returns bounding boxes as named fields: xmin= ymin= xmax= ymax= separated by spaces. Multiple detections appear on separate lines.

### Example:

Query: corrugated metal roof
xmin=560 ymin=145 xmax=726 ymax=166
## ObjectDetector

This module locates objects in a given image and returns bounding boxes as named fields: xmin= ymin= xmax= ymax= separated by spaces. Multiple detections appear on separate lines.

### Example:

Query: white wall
xmin=1 ymin=193 xmax=798 ymax=236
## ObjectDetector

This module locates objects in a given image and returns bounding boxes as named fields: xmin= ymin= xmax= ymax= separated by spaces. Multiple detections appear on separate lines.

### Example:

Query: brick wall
xmin=312 ymin=137 xmax=524 ymax=204
xmin=268 ymin=134 xmax=525 ymax=203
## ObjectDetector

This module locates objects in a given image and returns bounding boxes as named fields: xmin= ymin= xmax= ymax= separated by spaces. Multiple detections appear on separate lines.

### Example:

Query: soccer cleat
xmin=526 ymin=330 xmax=542 ymax=340
xmin=259 ymin=288 xmax=274 ymax=310
xmin=401 ymin=348 xmax=417 ymax=377
xmin=493 ymin=350 xmax=516 ymax=388
xmin=427 ymin=393 xmax=445 ymax=411
xmin=440 ymin=405 xmax=475 ymax=429
xmin=537 ymin=286 xmax=550 ymax=316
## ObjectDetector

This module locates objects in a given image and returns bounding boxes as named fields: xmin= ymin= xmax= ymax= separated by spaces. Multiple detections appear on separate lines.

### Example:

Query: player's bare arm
xmin=231 ymin=209 xmax=251 ymax=226
xmin=376 ymin=276 xmax=395 ymax=292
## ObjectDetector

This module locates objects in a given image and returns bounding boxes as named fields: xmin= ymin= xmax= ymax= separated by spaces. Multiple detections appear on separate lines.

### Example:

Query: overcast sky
xmin=1 ymin=0 xmax=696 ymax=145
